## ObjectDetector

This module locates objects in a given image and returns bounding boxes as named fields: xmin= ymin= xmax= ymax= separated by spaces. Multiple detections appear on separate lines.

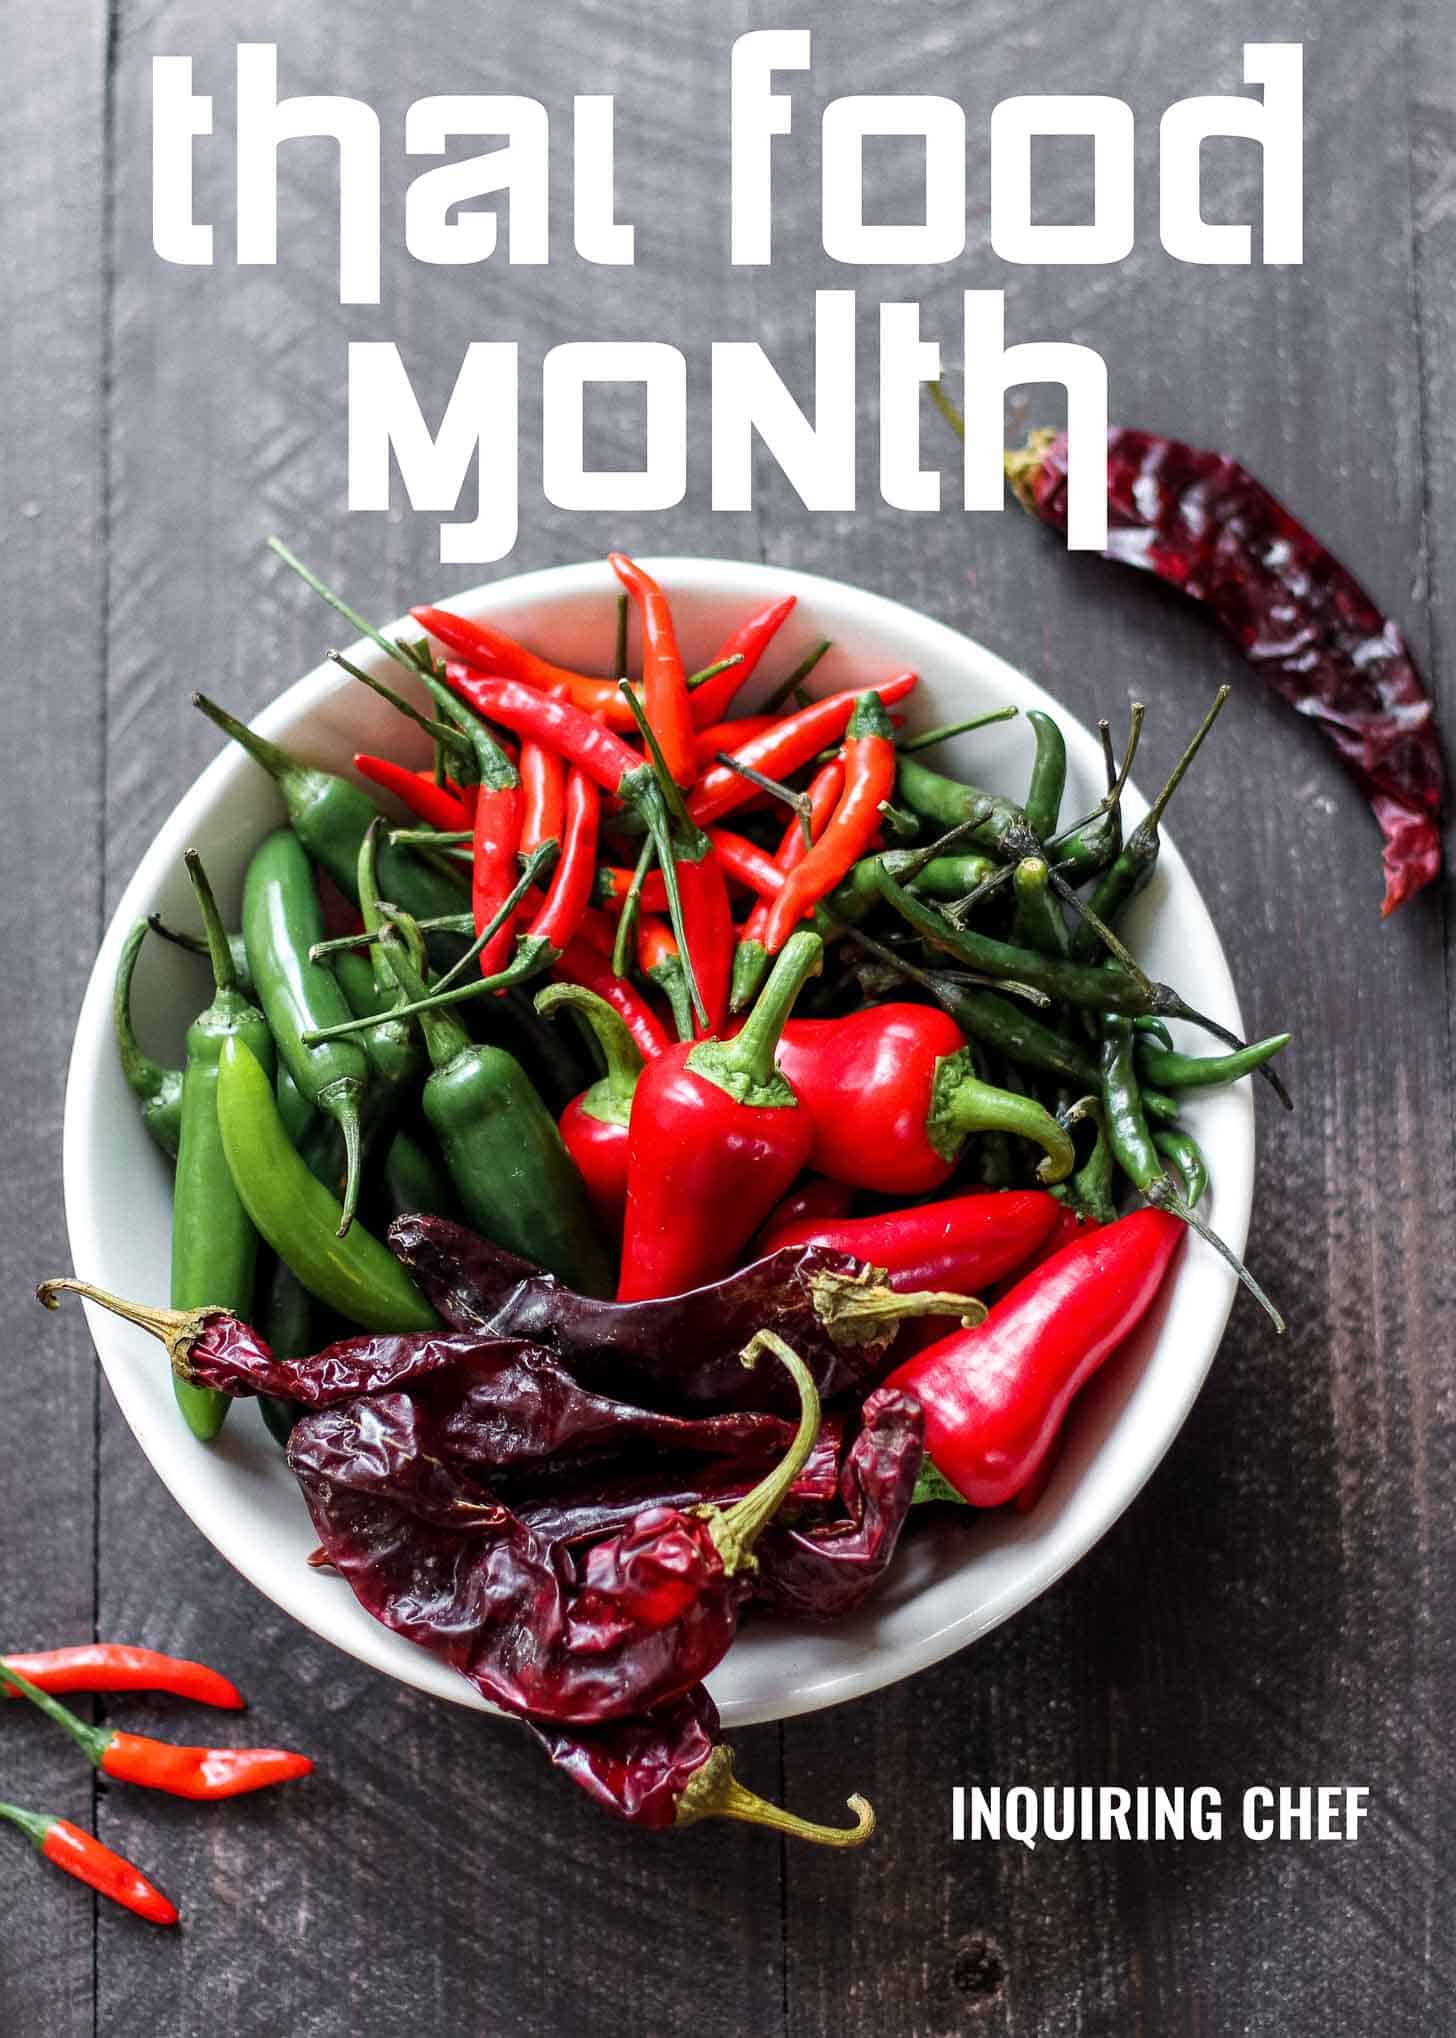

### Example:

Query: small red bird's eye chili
xmin=886 ymin=1206 xmax=1183 ymax=1506
xmin=757 ymin=1188 xmax=1062 ymax=1297
xmin=551 ymin=937 xmax=671 ymax=1061
xmin=529 ymin=1685 xmax=874 ymax=1843
xmin=413 ymin=604 xmax=639 ymax=730
xmin=688 ymin=673 xmax=919 ymax=827
xmin=1007 ymin=425 xmax=1446 ymax=914
xmin=734 ymin=759 xmax=845 ymax=1012
xmin=704 ymin=828 xmax=786 ymax=899
xmin=636 ymin=916 xmax=695 ymax=1043
xmin=773 ymin=1003 xmax=1074 ymax=1196
xmin=0 ymin=1801 xmax=178 ymax=1926
xmin=693 ymin=715 xmax=779 ymax=770
xmin=609 ymin=554 xmax=697 ymax=787
xmin=0 ymin=1661 xmax=312 ymax=1801
xmin=353 ymin=754 xmax=474 ymax=832
xmin=410 ymin=663 xmax=526 ymax=980
xmin=2 ymin=1644 xmax=244 ymax=1710
xmin=524 ymin=765 xmax=599 ymax=959
xmin=761 ymin=691 xmax=896 ymax=955
xmin=597 ymin=864 xmax=672 ymax=915
xmin=519 ymin=735 xmax=567 ymax=856
xmin=688 ymin=595 xmax=797 ymax=727
xmin=534 ymin=982 xmax=644 ymax=1234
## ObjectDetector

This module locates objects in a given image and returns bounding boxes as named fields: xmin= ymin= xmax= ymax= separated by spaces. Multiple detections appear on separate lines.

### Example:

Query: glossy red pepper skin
xmin=471 ymin=782 xmax=524 ymax=977
xmin=353 ymin=754 xmax=473 ymax=832
xmin=519 ymin=737 xmax=566 ymax=855
xmin=551 ymin=940 xmax=670 ymax=1061
xmin=758 ymin=1190 xmax=1061 ymax=1295
xmin=1 ymin=1645 xmax=243 ymax=1710
xmin=446 ymin=668 xmax=645 ymax=797
xmin=707 ymin=828 xmax=784 ymax=898
xmin=672 ymin=843 xmax=734 ymax=1037
xmin=886 ymin=1207 xmax=1182 ymax=1505
xmin=688 ymin=674 xmax=917 ymax=826
xmin=99 ymin=1729 xmax=314 ymax=1800
xmin=610 ymin=554 xmax=696 ymax=787
xmin=525 ymin=766 xmax=598 ymax=956
xmin=689 ymin=596 xmax=797 ymax=726
xmin=693 ymin=715 xmax=778 ymax=769
xmin=560 ymin=1095 xmax=631 ymax=1237
xmin=773 ymin=1005 xmax=968 ymax=1195
xmin=32 ymin=1815 xmax=178 ymax=1925
xmin=761 ymin=692 xmax=896 ymax=954
xmin=755 ymin=1173 xmax=854 ymax=1242
xmin=414 ymin=604 xmax=638 ymax=730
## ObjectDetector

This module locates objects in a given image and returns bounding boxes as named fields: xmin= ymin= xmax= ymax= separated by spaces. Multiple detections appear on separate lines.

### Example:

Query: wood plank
xmin=97 ymin=2 xmax=787 ymax=2030
xmin=0 ymin=1 xmax=109 ymax=2025
xmin=762 ymin=4 xmax=1456 ymax=2032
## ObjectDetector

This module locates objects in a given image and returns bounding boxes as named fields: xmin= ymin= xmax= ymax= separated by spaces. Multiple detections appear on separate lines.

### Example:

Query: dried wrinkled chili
xmin=1007 ymin=425 xmax=1445 ymax=914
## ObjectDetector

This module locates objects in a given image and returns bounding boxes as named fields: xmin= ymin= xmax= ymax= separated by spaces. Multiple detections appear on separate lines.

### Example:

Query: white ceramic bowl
xmin=62 ymin=558 xmax=1252 ymax=1728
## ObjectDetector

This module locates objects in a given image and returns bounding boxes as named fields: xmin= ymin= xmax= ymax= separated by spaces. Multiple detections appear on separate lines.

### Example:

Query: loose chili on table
xmin=0 ymin=1801 xmax=178 ymax=1925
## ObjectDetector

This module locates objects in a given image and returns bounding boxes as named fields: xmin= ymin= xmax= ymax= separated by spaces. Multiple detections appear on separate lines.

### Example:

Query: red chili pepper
xmin=0 ymin=1801 xmax=178 ymax=1925
xmin=519 ymin=736 xmax=566 ymax=855
xmin=886 ymin=1207 xmax=1182 ymax=1505
xmin=755 ymin=1173 xmax=854 ymax=1242
xmin=757 ymin=1190 xmax=1061 ymax=1295
xmin=761 ymin=692 xmax=896 ymax=954
xmin=772 ymin=1004 xmax=1074 ymax=1195
xmin=598 ymin=864 xmax=672 ymax=916
xmin=414 ymin=604 xmax=638 ymax=730
xmin=670 ymin=840 xmax=734 ymax=1038
xmin=735 ymin=760 xmax=846 ymax=1011
xmin=2 ymin=1644 xmax=243 ymax=1710
xmin=0 ymin=1660 xmax=312 ymax=1800
xmin=688 ymin=595 xmax=797 ymax=727
xmin=705 ymin=827 xmax=785 ymax=899
xmin=618 ymin=931 xmax=825 ymax=1299
xmin=535 ymin=983 xmax=644 ymax=1235
xmin=609 ymin=554 xmax=697 ymax=787
xmin=552 ymin=938 xmax=670 ymax=1061
xmin=688 ymin=673 xmax=918 ymax=826
xmin=635 ymin=915 xmax=695 ymax=1043
xmin=694 ymin=715 xmax=778 ymax=769
xmin=353 ymin=754 xmax=473 ymax=832
xmin=1007 ymin=427 xmax=1445 ymax=914
xmin=471 ymin=780 xmax=524 ymax=977
xmin=447 ymin=669 xmax=646 ymax=797
xmin=525 ymin=765 xmax=598 ymax=957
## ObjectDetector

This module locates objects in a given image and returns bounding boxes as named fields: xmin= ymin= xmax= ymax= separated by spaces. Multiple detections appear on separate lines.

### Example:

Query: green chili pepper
xmin=1009 ymin=855 xmax=1070 ymax=957
xmin=171 ymin=852 xmax=276 ymax=1440
xmin=1023 ymin=710 xmax=1067 ymax=842
xmin=242 ymin=828 xmax=370 ymax=1236
xmin=380 ymin=1126 xmax=460 ymax=1225
xmin=113 ymin=922 xmax=184 ymax=1161
xmin=216 ymin=1037 xmax=438 ymax=1331
xmin=903 ymin=852 xmax=1000 ymax=899
xmin=145 ymin=913 xmax=256 ymax=999
xmin=1060 ymin=1096 xmax=1118 ymax=1226
xmin=1153 ymin=1125 xmax=1208 ymax=1209
xmin=1134 ymin=1016 xmax=1175 ymax=1053
xmin=333 ymin=948 xmax=422 ymax=1093
xmin=1137 ymin=1032 xmax=1291 ymax=1093
xmin=1045 ymin=707 xmax=1143 ymax=884
xmin=894 ymin=753 xmax=1038 ymax=859
xmin=382 ymin=918 xmax=613 ymax=1296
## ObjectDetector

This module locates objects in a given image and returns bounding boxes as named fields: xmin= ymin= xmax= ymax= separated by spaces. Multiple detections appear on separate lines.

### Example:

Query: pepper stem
xmin=698 ymin=930 xmax=822 ymax=1091
xmin=685 ymin=652 xmax=744 ymax=693
xmin=182 ymin=850 xmax=238 ymax=997
xmin=328 ymin=649 xmax=476 ymax=777
xmin=897 ymin=706 xmax=1018 ymax=755
xmin=1142 ymin=686 xmax=1230 ymax=835
xmin=929 ymin=1050 xmax=1076 ymax=1184
xmin=702 ymin=1333 xmax=822 ymax=1574
xmin=534 ymin=983 xmax=643 ymax=1114
xmin=675 ymin=1746 xmax=875 ymax=1847
xmin=759 ymin=639 xmax=832 ymax=715
xmin=0 ymin=1661 xmax=106 ymax=1766
xmin=37 ymin=1277 xmax=225 ymax=1374
xmin=1161 ymin=997 xmax=1294 ymax=1111
xmin=267 ymin=538 xmax=425 ymax=685
xmin=1146 ymin=1176 xmax=1285 ymax=1333
xmin=0 ymin=1799 xmax=53 ymax=1847
xmin=808 ymin=1267 xmax=985 ymax=1347
xmin=610 ymin=832 xmax=657 ymax=980
xmin=113 ymin=923 xmax=171 ymax=1106
xmin=1000 ymin=424 xmax=1061 ymax=510
xmin=193 ymin=693 xmax=306 ymax=800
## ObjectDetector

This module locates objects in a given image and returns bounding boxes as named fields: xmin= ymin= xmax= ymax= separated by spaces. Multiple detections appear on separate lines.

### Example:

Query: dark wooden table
xmin=5 ymin=3 xmax=1454 ymax=2031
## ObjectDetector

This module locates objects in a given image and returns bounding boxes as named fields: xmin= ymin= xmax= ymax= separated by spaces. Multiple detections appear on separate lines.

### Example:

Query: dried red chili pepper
xmin=0 ymin=1661 xmax=312 ymax=1800
xmin=1007 ymin=426 xmax=1445 ymax=914
xmin=757 ymin=1189 xmax=1061 ymax=1296
xmin=886 ymin=1206 xmax=1182 ymax=1506
xmin=353 ymin=754 xmax=474 ymax=832
xmin=0 ymin=1801 xmax=178 ymax=1925
xmin=414 ymin=603 xmax=638 ymax=729
xmin=387 ymin=1219 xmax=966 ymax=1414
xmin=761 ymin=692 xmax=897 ymax=954
xmin=529 ymin=1685 xmax=874 ymax=1842
xmin=688 ymin=673 xmax=919 ymax=827
xmin=609 ymin=554 xmax=697 ymax=787
xmin=2 ymin=1644 xmax=243 ymax=1710
xmin=752 ymin=1387 xmax=924 ymax=1622
xmin=688 ymin=595 xmax=796 ymax=728
xmin=519 ymin=736 xmax=566 ymax=855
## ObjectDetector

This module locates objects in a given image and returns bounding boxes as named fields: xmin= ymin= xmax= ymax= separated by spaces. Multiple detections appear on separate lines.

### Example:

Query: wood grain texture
xmin=1 ymin=0 xmax=1449 ymax=2028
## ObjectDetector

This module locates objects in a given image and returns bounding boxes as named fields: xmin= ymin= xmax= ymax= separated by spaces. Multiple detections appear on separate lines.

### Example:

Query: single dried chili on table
xmin=0 ymin=1801 xmax=178 ymax=1925
xmin=1006 ymin=425 xmax=1445 ymax=914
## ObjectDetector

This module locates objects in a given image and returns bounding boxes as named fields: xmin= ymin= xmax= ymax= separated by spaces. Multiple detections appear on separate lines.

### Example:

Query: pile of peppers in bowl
xmin=53 ymin=546 xmax=1295 ymax=1847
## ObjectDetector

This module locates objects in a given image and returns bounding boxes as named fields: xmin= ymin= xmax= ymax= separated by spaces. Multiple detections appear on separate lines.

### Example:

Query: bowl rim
xmin=62 ymin=553 xmax=1251 ymax=1726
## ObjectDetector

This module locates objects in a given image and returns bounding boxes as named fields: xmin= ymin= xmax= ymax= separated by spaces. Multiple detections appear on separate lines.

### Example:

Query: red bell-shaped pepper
xmin=772 ymin=1004 xmax=1075 ymax=1196
xmin=886 ymin=1206 xmax=1182 ymax=1506
xmin=618 ymin=931 xmax=825 ymax=1300
xmin=757 ymin=1189 xmax=1061 ymax=1296
xmin=535 ymin=982 xmax=645 ymax=1237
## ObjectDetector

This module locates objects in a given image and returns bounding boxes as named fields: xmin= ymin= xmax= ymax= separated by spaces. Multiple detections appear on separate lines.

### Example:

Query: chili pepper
xmin=520 ymin=735 xmax=567 ymax=855
xmin=609 ymin=554 xmax=696 ymax=787
xmin=1 ymin=1645 xmax=244 ymax=1709
xmin=210 ymin=1038 xmax=439 ymax=1329
xmin=617 ymin=932 xmax=825 ymax=1298
xmin=705 ymin=827 xmax=785 ymax=898
xmin=0 ymin=1801 xmax=177 ymax=1925
xmin=761 ymin=692 xmax=897 ymax=954
xmin=896 ymin=851 xmax=1000 ymax=900
xmin=525 ymin=765 xmax=599 ymax=959
xmin=636 ymin=915 xmax=694 ymax=1043
xmin=413 ymin=603 xmax=639 ymax=730
xmin=535 ymin=982 xmax=643 ymax=1235
xmin=1009 ymin=855 xmax=1070 ymax=958
xmin=693 ymin=715 xmax=778 ymax=769
xmin=596 ymin=864 xmax=673 ymax=915
xmin=688 ymin=674 xmax=918 ymax=827
xmin=1056 ymin=1096 xmax=1119 ymax=1228
xmin=254 ymin=1246 xmax=315 ymax=1444
xmin=753 ymin=1387 xmax=923 ymax=1621
xmin=332 ymin=819 xmax=427 ymax=1096
xmin=242 ymin=828 xmax=368 ymax=1234
xmin=733 ymin=760 xmax=846 ymax=1011
xmin=388 ymin=1220 xmax=967 ymax=1412
xmin=381 ymin=918 xmax=612 ymax=1295
xmin=113 ymin=921 xmax=184 ymax=1159
xmin=1136 ymin=1031 xmax=1291 ymax=1092
xmin=1023 ymin=709 xmax=1067 ymax=842
xmin=407 ymin=669 xmax=527 ymax=981
xmin=1007 ymin=425 xmax=1445 ymax=914
xmin=169 ymin=850 xmax=276 ymax=1439
xmin=529 ymin=1684 xmax=874 ymax=1842
xmin=886 ymin=1206 xmax=1183 ymax=1504
xmin=772 ymin=1004 xmax=1073 ymax=1195
xmin=194 ymin=695 xmax=467 ymax=928
xmin=757 ymin=1188 xmax=1061 ymax=1295
xmin=893 ymin=751 xmax=1039 ymax=860
xmin=1153 ymin=1124 xmax=1208 ymax=1207
xmin=687 ymin=595 xmax=797 ymax=727
xmin=353 ymin=753 xmax=472 ymax=832
xmin=553 ymin=934 xmax=670 ymax=1058
xmin=756 ymin=1173 xmax=854 ymax=1240
xmin=0 ymin=1661 xmax=311 ymax=1800
xmin=1099 ymin=1008 xmax=1282 ymax=1329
